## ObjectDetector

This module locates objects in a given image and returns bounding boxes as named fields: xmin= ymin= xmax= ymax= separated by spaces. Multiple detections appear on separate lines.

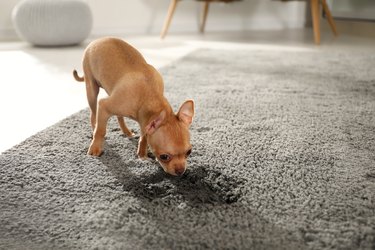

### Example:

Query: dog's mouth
xmin=156 ymin=161 xmax=186 ymax=177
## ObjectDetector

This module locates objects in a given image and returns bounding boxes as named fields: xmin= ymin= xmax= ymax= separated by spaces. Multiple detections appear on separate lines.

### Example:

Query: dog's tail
xmin=73 ymin=70 xmax=84 ymax=82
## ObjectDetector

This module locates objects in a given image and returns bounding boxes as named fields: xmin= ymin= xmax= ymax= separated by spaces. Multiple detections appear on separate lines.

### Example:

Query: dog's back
xmin=83 ymin=37 xmax=159 ymax=93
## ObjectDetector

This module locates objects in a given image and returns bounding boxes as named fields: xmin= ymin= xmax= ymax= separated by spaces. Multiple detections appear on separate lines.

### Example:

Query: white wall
xmin=0 ymin=0 xmax=20 ymax=40
xmin=327 ymin=0 xmax=375 ymax=20
xmin=0 ymin=0 xmax=307 ymax=41
xmin=87 ymin=0 xmax=307 ymax=35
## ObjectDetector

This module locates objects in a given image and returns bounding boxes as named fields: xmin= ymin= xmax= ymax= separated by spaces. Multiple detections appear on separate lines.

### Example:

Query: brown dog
xmin=73 ymin=37 xmax=194 ymax=176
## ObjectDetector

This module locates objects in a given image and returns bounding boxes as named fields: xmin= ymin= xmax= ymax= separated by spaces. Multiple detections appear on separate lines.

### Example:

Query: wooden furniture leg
xmin=321 ymin=0 xmax=338 ymax=36
xmin=161 ymin=0 xmax=179 ymax=39
xmin=310 ymin=0 xmax=320 ymax=45
xmin=200 ymin=1 xmax=210 ymax=33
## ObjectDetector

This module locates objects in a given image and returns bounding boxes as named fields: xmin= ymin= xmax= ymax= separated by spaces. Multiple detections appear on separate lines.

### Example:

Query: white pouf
xmin=12 ymin=0 xmax=93 ymax=46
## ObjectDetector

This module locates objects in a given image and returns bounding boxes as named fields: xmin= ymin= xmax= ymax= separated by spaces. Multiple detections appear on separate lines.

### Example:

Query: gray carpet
xmin=1 ymin=48 xmax=375 ymax=250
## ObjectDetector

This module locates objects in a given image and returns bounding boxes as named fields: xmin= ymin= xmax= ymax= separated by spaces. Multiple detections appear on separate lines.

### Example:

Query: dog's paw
xmin=138 ymin=156 xmax=148 ymax=161
xmin=137 ymin=152 xmax=147 ymax=160
xmin=87 ymin=143 xmax=103 ymax=156
xmin=126 ymin=131 xmax=135 ymax=138
xmin=137 ymin=146 xmax=146 ymax=159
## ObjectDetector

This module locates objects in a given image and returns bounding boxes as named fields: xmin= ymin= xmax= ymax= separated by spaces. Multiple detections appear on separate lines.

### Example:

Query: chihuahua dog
xmin=73 ymin=37 xmax=194 ymax=176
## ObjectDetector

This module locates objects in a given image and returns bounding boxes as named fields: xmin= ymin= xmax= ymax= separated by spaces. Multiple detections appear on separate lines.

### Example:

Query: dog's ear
xmin=177 ymin=100 xmax=194 ymax=126
xmin=145 ymin=110 xmax=166 ymax=135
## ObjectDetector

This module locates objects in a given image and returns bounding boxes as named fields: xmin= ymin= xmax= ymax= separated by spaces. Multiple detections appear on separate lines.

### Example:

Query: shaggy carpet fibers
xmin=1 ymin=48 xmax=375 ymax=250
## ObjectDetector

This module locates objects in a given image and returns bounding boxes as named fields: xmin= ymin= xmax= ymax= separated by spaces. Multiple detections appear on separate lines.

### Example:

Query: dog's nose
xmin=174 ymin=167 xmax=185 ymax=176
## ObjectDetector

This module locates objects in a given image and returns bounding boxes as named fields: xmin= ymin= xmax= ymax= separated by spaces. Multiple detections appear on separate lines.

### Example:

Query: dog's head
xmin=146 ymin=100 xmax=194 ymax=176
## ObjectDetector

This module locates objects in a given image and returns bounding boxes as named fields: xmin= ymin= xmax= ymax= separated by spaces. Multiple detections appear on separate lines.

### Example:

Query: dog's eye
xmin=159 ymin=154 xmax=171 ymax=162
xmin=186 ymin=149 xmax=192 ymax=157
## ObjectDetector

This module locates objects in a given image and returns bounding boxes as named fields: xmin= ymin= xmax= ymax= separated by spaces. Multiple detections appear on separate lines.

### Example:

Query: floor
xmin=0 ymin=29 xmax=374 ymax=153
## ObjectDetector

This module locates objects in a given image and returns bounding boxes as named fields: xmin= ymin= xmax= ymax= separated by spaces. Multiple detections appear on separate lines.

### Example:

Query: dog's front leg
xmin=88 ymin=98 xmax=111 ymax=156
xmin=137 ymin=134 xmax=148 ymax=159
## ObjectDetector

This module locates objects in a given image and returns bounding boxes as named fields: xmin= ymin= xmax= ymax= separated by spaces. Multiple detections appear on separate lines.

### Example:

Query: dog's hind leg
xmin=117 ymin=116 xmax=134 ymax=137
xmin=84 ymin=72 xmax=100 ymax=131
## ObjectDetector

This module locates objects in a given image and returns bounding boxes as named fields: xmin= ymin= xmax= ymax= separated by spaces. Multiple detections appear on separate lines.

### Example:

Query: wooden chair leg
xmin=321 ymin=0 xmax=338 ymax=36
xmin=161 ymin=0 xmax=179 ymax=39
xmin=200 ymin=1 xmax=210 ymax=33
xmin=310 ymin=0 xmax=321 ymax=45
